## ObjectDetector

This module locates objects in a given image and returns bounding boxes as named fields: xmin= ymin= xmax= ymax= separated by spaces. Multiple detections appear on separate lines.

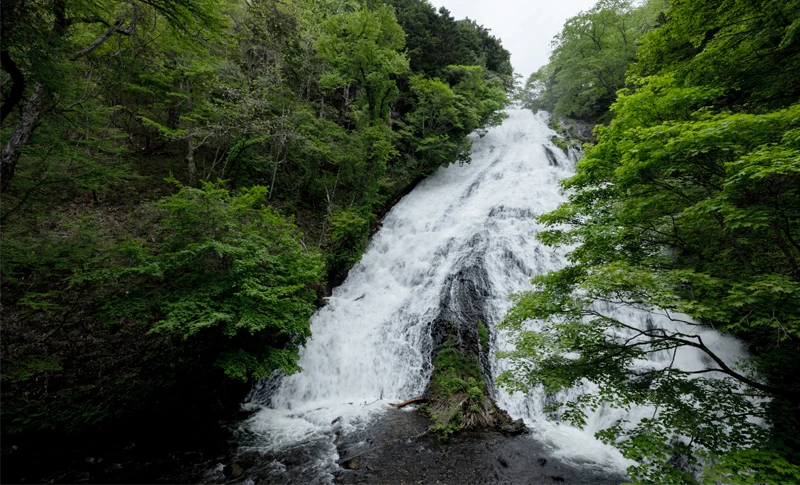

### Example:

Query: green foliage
xmin=543 ymin=117 xmax=582 ymax=155
xmin=427 ymin=333 xmax=488 ymax=440
xmin=403 ymin=75 xmax=469 ymax=171
xmin=326 ymin=208 xmax=371 ymax=280
xmin=429 ymin=411 xmax=463 ymax=441
xmin=0 ymin=0 xmax=513 ymax=441
xmin=317 ymin=4 xmax=409 ymax=123
xmin=389 ymin=0 xmax=514 ymax=85
xmin=398 ymin=67 xmax=509 ymax=174
xmin=502 ymin=0 xmax=800 ymax=483
xmin=430 ymin=347 xmax=483 ymax=397
xmin=1 ymin=356 xmax=63 ymax=384
xmin=519 ymin=0 xmax=667 ymax=122
xmin=477 ymin=321 xmax=489 ymax=352
xmin=98 ymin=182 xmax=324 ymax=381
xmin=549 ymin=135 xmax=574 ymax=155
xmin=635 ymin=0 xmax=800 ymax=111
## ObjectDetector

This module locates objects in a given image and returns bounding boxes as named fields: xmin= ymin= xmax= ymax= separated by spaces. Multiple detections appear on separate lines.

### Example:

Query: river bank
xmin=2 ymin=407 xmax=626 ymax=484
xmin=1 ymin=420 xmax=234 ymax=484
xmin=334 ymin=408 xmax=625 ymax=485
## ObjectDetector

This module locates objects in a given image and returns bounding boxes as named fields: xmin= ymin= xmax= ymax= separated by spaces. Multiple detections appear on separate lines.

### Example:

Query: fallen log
xmin=390 ymin=397 xmax=427 ymax=409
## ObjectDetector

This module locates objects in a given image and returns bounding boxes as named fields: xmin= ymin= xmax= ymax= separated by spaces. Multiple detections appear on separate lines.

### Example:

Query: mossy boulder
xmin=547 ymin=116 xmax=595 ymax=155
xmin=425 ymin=333 xmax=523 ymax=440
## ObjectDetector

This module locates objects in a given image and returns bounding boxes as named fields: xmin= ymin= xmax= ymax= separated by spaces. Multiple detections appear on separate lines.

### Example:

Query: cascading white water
xmin=238 ymin=108 xmax=750 ymax=482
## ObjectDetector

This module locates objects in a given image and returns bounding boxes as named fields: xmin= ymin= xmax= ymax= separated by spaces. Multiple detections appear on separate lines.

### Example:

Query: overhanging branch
xmin=0 ymin=50 xmax=25 ymax=125
xmin=71 ymin=2 xmax=140 ymax=60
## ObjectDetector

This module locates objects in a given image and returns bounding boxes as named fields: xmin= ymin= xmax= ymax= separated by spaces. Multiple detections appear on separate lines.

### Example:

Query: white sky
xmin=432 ymin=0 xmax=599 ymax=79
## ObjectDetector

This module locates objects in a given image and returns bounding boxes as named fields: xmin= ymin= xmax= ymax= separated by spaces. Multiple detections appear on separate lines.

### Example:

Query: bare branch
xmin=72 ymin=3 xmax=140 ymax=60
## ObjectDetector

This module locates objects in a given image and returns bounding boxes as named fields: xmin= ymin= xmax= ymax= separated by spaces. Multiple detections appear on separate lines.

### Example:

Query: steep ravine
xmin=217 ymin=109 xmax=622 ymax=484
xmin=213 ymin=108 xmax=748 ymax=484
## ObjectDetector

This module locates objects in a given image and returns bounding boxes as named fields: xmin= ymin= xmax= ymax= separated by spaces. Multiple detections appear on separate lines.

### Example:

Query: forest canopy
xmin=0 ymin=0 xmax=512 ymax=438
xmin=504 ymin=0 xmax=800 ymax=483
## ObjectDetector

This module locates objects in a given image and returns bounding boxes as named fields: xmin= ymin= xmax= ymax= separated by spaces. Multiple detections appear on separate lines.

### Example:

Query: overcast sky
xmin=431 ymin=0 xmax=598 ymax=79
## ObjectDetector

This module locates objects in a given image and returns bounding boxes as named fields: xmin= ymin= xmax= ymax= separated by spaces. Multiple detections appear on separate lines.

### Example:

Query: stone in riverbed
xmin=343 ymin=459 xmax=360 ymax=470
xmin=499 ymin=418 xmax=525 ymax=435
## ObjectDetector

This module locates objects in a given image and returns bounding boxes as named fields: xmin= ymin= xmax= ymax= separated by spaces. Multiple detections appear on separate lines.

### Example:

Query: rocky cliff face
xmin=426 ymin=232 xmax=523 ymax=436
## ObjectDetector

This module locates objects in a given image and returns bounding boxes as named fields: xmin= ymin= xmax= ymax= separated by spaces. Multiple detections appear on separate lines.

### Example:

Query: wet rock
xmin=335 ymin=409 xmax=626 ymax=485
xmin=499 ymin=418 xmax=526 ymax=435
xmin=544 ymin=147 xmax=560 ymax=167
xmin=237 ymin=451 xmax=260 ymax=469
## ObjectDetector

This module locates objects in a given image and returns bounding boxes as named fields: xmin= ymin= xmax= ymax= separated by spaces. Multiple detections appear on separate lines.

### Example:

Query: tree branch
xmin=72 ymin=3 xmax=140 ymax=60
xmin=0 ymin=50 xmax=25 ymax=125
xmin=582 ymin=308 xmax=785 ymax=395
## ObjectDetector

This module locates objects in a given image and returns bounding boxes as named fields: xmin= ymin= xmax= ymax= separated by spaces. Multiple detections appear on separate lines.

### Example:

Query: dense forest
xmin=4 ymin=0 xmax=800 ymax=483
xmin=0 ymin=0 xmax=512 ymax=467
xmin=509 ymin=0 xmax=800 ymax=483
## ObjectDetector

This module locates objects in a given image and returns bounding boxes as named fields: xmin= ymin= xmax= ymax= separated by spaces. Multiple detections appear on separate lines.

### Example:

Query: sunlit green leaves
xmin=519 ymin=0 xmax=668 ymax=121
xmin=99 ymin=182 xmax=324 ymax=380
xmin=503 ymin=1 xmax=800 ymax=482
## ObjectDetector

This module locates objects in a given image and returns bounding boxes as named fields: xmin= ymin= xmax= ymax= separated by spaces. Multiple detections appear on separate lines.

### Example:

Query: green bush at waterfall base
xmin=0 ymin=0 xmax=511 ymax=453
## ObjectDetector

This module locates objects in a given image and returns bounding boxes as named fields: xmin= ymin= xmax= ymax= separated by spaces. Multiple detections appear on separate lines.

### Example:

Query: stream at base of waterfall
xmin=220 ymin=109 xmax=748 ymax=485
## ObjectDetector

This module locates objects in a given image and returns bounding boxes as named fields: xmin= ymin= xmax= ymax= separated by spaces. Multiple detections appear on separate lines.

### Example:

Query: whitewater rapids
xmin=235 ymin=108 xmax=749 ymax=483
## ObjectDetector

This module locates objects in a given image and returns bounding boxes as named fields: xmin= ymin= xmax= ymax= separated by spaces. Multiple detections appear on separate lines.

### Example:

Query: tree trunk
xmin=186 ymin=138 xmax=197 ymax=187
xmin=0 ymin=50 xmax=26 ymax=125
xmin=268 ymin=142 xmax=284 ymax=201
xmin=1 ymin=84 xmax=46 ymax=193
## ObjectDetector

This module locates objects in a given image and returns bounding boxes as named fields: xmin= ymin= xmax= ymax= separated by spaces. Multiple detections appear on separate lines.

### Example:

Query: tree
xmin=317 ymin=3 xmax=408 ymax=123
xmin=0 ymin=0 xmax=227 ymax=193
xmin=519 ymin=0 xmax=666 ymax=121
xmin=502 ymin=0 xmax=800 ymax=482
xmin=399 ymin=66 xmax=508 ymax=175
xmin=97 ymin=182 xmax=324 ymax=381
xmin=389 ymin=0 xmax=513 ymax=84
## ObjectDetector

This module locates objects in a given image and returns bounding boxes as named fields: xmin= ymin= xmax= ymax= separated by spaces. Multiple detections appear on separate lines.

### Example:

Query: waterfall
xmin=236 ymin=108 xmax=750 ymax=482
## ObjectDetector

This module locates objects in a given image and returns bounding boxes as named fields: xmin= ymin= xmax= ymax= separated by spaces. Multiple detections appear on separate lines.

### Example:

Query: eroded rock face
xmin=429 ymin=231 xmax=493 ymax=378
xmin=425 ymin=238 xmax=524 ymax=435
xmin=554 ymin=116 xmax=596 ymax=144
xmin=431 ymin=262 xmax=490 ymax=356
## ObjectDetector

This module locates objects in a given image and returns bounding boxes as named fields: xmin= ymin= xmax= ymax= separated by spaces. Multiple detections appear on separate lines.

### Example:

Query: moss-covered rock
xmin=426 ymin=335 xmax=494 ymax=439
xmin=477 ymin=321 xmax=489 ymax=352
xmin=547 ymin=116 xmax=595 ymax=155
xmin=425 ymin=332 xmax=523 ymax=440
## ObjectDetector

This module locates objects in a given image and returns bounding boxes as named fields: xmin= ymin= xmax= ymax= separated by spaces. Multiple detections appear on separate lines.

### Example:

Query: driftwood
xmin=390 ymin=397 xmax=427 ymax=409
